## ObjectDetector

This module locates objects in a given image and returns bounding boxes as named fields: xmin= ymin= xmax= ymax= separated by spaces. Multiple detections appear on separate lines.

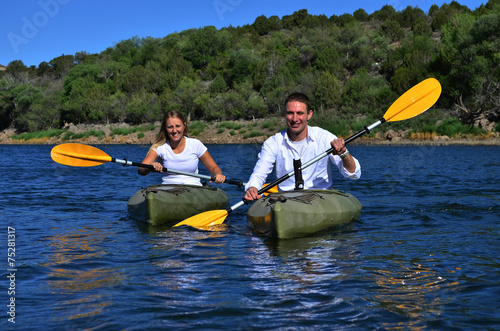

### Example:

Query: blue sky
xmin=1 ymin=0 xmax=487 ymax=67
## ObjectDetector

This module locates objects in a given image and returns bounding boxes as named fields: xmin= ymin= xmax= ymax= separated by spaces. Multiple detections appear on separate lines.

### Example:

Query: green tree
xmin=253 ymin=15 xmax=271 ymax=36
xmin=353 ymin=9 xmax=369 ymax=21
xmin=104 ymin=36 xmax=144 ymax=65
xmin=435 ymin=13 xmax=477 ymax=102
xmin=412 ymin=17 xmax=433 ymax=36
xmin=313 ymin=71 xmax=343 ymax=111
xmin=315 ymin=47 xmax=343 ymax=78
xmin=62 ymin=75 xmax=106 ymax=123
xmin=22 ymin=89 xmax=61 ymax=131
xmin=193 ymin=93 xmax=220 ymax=120
xmin=8 ymin=84 xmax=43 ymax=131
xmin=440 ymin=12 xmax=500 ymax=124
xmin=282 ymin=9 xmax=309 ymax=29
xmin=303 ymin=14 xmax=330 ymax=28
xmin=227 ymin=49 xmax=257 ymax=86
xmin=181 ymin=26 xmax=230 ymax=69
xmin=390 ymin=35 xmax=437 ymax=93
xmin=36 ymin=62 xmax=52 ymax=77
xmin=174 ymin=77 xmax=206 ymax=119
xmin=234 ymin=79 xmax=267 ymax=118
xmin=371 ymin=5 xmax=397 ymax=22
xmin=400 ymin=6 xmax=426 ymax=28
xmin=6 ymin=60 xmax=28 ymax=76
xmin=48 ymin=54 xmax=75 ymax=78
xmin=97 ymin=61 xmax=129 ymax=83
xmin=337 ymin=13 xmax=356 ymax=27
xmin=120 ymin=65 xmax=157 ymax=94
xmin=342 ymin=69 xmax=397 ymax=118
xmin=245 ymin=92 xmax=268 ymax=119
xmin=125 ymin=89 xmax=161 ymax=124
xmin=268 ymin=15 xmax=282 ymax=32
xmin=260 ymin=66 xmax=295 ymax=114
xmin=161 ymin=49 xmax=195 ymax=90
xmin=106 ymin=90 xmax=128 ymax=123
xmin=429 ymin=4 xmax=440 ymax=17
xmin=74 ymin=51 xmax=96 ymax=64
xmin=4 ymin=60 xmax=32 ymax=84
xmin=381 ymin=20 xmax=405 ymax=42
xmin=209 ymin=74 xmax=228 ymax=96
xmin=213 ymin=91 xmax=241 ymax=119
xmin=336 ymin=23 xmax=372 ymax=71
xmin=431 ymin=12 xmax=449 ymax=31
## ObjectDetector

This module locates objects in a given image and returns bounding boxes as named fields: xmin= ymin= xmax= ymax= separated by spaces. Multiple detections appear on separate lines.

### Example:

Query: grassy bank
xmin=1 ymin=116 xmax=499 ymax=145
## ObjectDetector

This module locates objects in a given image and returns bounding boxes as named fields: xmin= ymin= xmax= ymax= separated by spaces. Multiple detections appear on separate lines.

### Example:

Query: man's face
xmin=285 ymin=101 xmax=312 ymax=140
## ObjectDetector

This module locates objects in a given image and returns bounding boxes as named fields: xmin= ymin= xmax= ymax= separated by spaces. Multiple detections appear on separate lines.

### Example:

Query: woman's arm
xmin=199 ymin=151 xmax=225 ymax=183
xmin=138 ymin=149 xmax=162 ymax=175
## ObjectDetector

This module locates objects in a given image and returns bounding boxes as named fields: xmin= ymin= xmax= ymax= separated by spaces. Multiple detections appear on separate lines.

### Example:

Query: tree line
xmin=1 ymin=0 xmax=499 ymax=134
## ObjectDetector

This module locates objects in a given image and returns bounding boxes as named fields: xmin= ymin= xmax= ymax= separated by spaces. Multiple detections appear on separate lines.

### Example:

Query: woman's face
xmin=165 ymin=117 xmax=185 ymax=143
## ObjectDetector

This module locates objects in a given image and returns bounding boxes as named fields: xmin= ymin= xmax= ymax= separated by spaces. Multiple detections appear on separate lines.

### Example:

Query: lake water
xmin=1 ymin=143 xmax=499 ymax=330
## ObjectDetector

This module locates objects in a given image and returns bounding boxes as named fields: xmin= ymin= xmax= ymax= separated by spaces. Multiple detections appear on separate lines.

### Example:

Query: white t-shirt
xmin=154 ymin=137 xmax=208 ymax=186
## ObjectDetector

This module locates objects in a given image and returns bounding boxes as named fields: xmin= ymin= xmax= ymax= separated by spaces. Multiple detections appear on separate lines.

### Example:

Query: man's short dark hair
xmin=284 ymin=93 xmax=311 ymax=111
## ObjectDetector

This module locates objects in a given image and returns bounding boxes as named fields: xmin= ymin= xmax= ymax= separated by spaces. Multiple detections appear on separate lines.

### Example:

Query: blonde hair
xmin=151 ymin=111 xmax=189 ymax=150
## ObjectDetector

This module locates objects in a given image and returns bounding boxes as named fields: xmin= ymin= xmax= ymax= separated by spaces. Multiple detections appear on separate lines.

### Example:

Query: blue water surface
xmin=1 ymin=143 xmax=499 ymax=330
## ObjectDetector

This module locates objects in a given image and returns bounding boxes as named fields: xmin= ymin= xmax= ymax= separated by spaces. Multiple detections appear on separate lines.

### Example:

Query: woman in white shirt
xmin=138 ymin=111 xmax=226 ymax=186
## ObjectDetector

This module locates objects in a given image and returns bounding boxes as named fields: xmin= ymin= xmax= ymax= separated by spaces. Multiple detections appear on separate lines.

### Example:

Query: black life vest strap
xmin=293 ymin=159 xmax=304 ymax=190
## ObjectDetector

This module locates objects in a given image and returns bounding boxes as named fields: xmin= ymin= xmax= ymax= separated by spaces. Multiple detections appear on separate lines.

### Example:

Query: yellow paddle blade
xmin=173 ymin=209 xmax=229 ymax=228
xmin=384 ymin=78 xmax=442 ymax=122
xmin=51 ymin=143 xmax=112 ymax=167
xmin=262 ymin=183 xmax=278 ymax=196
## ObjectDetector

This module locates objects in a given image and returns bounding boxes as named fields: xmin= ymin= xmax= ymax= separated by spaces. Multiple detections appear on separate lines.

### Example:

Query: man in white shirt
xmin=244 ymin=92 xmax=361 ymax=201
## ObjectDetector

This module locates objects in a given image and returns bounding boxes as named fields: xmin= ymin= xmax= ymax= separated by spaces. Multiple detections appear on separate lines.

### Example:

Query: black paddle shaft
xmin=114 ymin=158 xmax=243 ymax=187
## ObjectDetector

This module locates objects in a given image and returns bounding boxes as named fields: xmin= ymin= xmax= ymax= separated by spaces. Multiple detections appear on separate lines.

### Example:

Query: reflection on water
xmin=258 ymin=224 xmax=362 ymax=284
xmin=154 ymin=225 xmax=230 ymax=250
xmin=151 ymin=226 xmax=231 ymax=292
xmin=43 ymin=228 xmax=107 ymax=264
xmin=42 ymin=227 xmax=123 ymax=326
xmin=367 ymin=258 xmax=461 ymax=330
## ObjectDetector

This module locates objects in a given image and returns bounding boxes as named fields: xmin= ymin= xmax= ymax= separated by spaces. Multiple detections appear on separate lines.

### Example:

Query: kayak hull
xmin=127 ymin=184 xmax=229 ymax=226
xmin=247 ymin=189 xmax=362 ymax=239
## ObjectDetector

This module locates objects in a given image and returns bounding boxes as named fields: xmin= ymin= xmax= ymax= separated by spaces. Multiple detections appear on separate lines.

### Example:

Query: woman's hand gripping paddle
xmin=173 ymin=78 xmax=442 ymax=229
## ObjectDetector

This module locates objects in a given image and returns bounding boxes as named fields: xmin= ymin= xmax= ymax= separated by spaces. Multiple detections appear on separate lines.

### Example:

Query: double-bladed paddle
xmin=173 ymin=77 xmax=442 ymax=229
xmin=50 ymin=143 xmax=245 ymax=186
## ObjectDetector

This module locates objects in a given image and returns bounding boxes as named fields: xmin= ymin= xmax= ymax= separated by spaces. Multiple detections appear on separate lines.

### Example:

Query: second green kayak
xmin=127 ymin=184 xmax=229 ymax=226
xmin=247 ymin=189 xmax=362 ymax=239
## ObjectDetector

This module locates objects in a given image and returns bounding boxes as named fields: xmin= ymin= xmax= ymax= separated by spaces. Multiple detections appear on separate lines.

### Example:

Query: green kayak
xmin=127 ymin=184 xmax=229 ymax=226
xmin=247 ymin=189 xmax=362 ymax=239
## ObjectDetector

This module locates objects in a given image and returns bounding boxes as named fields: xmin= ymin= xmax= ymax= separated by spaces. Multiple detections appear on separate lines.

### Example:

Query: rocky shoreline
xmin=1 ymin=120 xmax=499 ymax=146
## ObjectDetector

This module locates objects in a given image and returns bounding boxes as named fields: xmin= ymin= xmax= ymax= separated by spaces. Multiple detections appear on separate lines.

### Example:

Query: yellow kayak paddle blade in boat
xmin=262 ymin=183 xmax=278 ymax=195
xmin=173 ymin=184 xmax=278 ymax=229
xmin=173 ymin=209 xmax=229 ymax=228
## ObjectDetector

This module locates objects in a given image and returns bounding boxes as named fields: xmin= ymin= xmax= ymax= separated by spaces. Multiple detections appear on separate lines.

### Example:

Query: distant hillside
xmin=1 ymin=0 xmax=499 ymax=137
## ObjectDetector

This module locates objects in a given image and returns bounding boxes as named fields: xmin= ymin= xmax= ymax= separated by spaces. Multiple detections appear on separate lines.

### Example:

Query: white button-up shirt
xmin=245 ymin=126 xmax=361 ymax=192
